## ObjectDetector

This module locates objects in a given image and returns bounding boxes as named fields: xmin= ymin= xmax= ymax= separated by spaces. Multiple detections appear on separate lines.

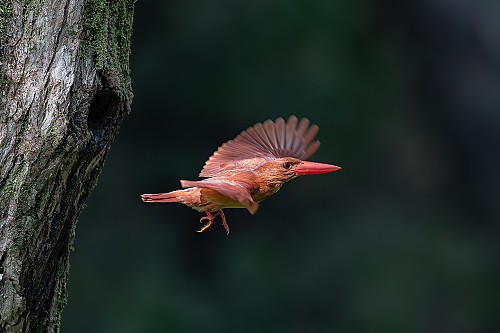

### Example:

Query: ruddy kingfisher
xmin=141 ymin=116 xmax=341 ymax=234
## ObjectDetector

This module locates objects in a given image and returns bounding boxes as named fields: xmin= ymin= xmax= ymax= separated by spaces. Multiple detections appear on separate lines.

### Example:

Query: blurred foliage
xmin=63 ymin=0 xmax=499 ymax=332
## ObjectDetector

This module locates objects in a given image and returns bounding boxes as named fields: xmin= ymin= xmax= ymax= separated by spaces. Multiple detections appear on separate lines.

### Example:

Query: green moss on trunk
xmin=0 ymin=0 xmax=13 ymax=96
xmin=0 ymin=1 xmax=13 ymax=46
xmin=82 ymin=0 xmax=135 ymax=95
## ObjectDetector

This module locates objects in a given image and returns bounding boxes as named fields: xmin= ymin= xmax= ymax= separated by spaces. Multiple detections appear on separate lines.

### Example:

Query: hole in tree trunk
xmin=87 ymin=90 xmax=120 ymax=149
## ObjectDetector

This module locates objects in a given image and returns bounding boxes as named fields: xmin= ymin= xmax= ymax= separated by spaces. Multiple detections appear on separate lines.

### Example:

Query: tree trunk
xmin=0 ymin=0 xmax=134 ymax=331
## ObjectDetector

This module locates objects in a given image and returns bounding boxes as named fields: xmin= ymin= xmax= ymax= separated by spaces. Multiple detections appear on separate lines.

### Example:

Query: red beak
xmin=294 ymin=161 xmax=342 ymax=176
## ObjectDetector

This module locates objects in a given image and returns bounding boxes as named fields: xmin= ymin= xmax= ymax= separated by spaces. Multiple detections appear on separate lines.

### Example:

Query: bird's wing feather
xmin=200 ymin=115 xmax=321 ymax=177
xmin=180 ymin=178 xmax=259 ymax=214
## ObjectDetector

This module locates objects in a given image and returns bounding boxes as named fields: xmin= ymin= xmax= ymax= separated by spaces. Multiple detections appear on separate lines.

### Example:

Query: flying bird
xmin=141 ymin=116 xmax=341 ymax=234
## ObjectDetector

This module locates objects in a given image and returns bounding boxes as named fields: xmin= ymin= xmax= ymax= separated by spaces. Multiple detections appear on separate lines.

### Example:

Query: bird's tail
xmin=141 ymin=190 xmax=185 ymax=203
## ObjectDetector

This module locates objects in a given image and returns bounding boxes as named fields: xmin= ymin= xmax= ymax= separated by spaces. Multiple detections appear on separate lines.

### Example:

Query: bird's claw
xmin=196 ymin=215 xmax=213 ymax=233
xmin=196 ymin=210 xmax=229 ymax=235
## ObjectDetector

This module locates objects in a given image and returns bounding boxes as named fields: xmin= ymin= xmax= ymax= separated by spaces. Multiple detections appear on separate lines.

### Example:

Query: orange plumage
xmin=141 ymin=116 xmax=341 ymax=234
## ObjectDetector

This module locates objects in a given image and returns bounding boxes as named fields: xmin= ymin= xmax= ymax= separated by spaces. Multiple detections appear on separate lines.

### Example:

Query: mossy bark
xmin=0 ymin=0 xmax=134 ymax=332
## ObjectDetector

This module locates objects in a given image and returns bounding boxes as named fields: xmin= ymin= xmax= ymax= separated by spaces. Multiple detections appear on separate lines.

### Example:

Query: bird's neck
xmin=250 ymin=174 xmax=286 ymax=203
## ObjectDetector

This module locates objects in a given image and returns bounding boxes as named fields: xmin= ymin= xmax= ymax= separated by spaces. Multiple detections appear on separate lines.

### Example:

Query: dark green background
xmin=63 ymin=1 xmax=499 ymax=332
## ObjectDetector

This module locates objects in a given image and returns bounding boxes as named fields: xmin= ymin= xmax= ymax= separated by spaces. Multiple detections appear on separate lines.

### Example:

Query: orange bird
xmin=141 ymin=116 xmax=341 ymax=234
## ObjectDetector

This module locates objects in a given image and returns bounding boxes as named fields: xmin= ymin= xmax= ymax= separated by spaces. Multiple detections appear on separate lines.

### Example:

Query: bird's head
xmin=256 ymin=157 xmax=341 ymax=184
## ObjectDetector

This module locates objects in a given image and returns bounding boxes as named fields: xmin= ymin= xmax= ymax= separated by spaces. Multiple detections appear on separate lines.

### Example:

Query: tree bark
xmin=0 ymin=0 xmax=134 ymax=331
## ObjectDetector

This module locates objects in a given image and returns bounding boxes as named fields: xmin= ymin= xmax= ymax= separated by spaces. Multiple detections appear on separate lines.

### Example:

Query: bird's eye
xmin=282 ymin=162 xmax=291 ymax=169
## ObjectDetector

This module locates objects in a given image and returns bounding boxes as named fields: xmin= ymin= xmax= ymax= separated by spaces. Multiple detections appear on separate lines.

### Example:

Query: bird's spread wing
xmin=180 ymin=178 xmax=259 ymax=214
xmin=200 ymin=116 xmax=321 ymax=177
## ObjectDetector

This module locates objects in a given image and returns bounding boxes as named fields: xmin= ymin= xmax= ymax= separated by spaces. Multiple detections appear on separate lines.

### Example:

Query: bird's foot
xmin=216 ymin=210 xmax=229 ymax=235
xmin=196 ymin=210 xmax=229 ymax=235
xmin=197 ymin=211 xmax=214 ymax=233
